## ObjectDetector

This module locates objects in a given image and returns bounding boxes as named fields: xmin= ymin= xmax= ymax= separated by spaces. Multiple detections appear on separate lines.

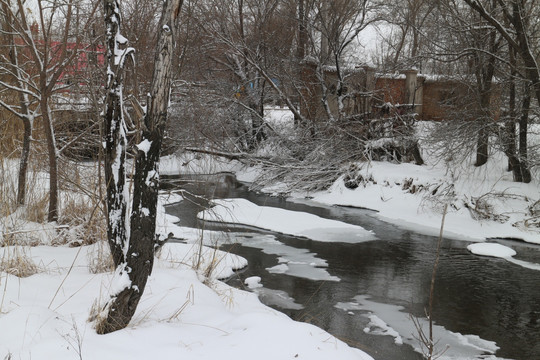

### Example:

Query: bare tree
xmin=312 ymin=0 xmax=378 ymax=121
xmin=462 ymin=0 xmax=538 ymax=182
xmin=0 ymin=1 xmax=36 ymax=206
xmin=378 ymin=0 xmax=437 ymax=70
xmin=0 ymin=0 xmax=99 ymax=221
xmin=97 ymin=0 xmax=183 ymax=334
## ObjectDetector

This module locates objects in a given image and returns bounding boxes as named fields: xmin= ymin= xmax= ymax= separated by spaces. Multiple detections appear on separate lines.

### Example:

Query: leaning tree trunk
xmin=97 ymin=0 xmax=183 ymax=334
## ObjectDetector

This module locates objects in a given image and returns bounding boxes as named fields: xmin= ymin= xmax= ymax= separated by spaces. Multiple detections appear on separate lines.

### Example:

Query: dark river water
xmin=163 ymin=173 xmax=540 ymax=360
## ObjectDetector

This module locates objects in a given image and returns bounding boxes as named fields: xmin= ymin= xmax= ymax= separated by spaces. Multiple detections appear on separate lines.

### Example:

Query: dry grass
xmin=168 ymin=285 xmax=195 ymax=321
xmin=55 ymin=194 xmax=106 ymax=247
xmin=88 ymin=297 xmax=109 ymax=333
xmin=87 ymin=240 xmax=114 ymax=274
xmin=24 ymin=194 xmax=49 ymax=224
xmin=0 ymin=247 xmax=39 ymax=278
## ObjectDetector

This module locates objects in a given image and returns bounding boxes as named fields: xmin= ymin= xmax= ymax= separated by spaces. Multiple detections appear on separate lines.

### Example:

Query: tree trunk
xmin=98 ymin=0 xmax=183 ymax=334
xmin=2 ymin=0 xmax=33 ymax=206
xmin=294 ymin=0 xmax=307 ymax=127
xmin=17 ymin=118 xmax=32 ymax=205
xmin=103 ymin=0 xmax=130 ymax=267
xmin=475 ymin=91 xmax=491 ymax=167
xmin=475 ymin=126 xmax=489 ymax=167
xmin=507 ymin=49 xmax=517 ymax=174
xmin=41 ymin=98 xmax=59 ymax=222
xmin=519 ymin=86 xmax=531 ymax=183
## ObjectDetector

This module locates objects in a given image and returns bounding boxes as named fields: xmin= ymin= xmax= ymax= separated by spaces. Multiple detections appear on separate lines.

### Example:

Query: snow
xmin=244 ymin=276 xmax=262 ymax=289
xmin=336 ymin=295 xmax=502 ymax=360
xmin=249 ymin=287 xmax=304 ymax=310
xmin=0 ymin=244 xmax=371 ymax=360
xmin=299 ymin=154 xmax=540 ymax=245
xmin=267 ymin=263 xmax=289 ymax=273
xmin=198 ymin=198 xmax=375 ymax=243
xmin=109 ymin=262 xmax=133 ymax=295
xmin=363 ymin=314 xmax=403 ymax=345
xmin=233 ymin=233 xmax=340 ymax=281
xmin=264 ymin=106 xmax=294 ymax=126
xmin=158 ymin=242 xmax=247 ymax=279
xmin=0 ymin=162 xmax=373 ymax=360
xmin=467 ymin=242 xmax=540 ymax=271
xmin=136 ymin=139 xmax=152 ymax=155
xmin=467 ymin=243 xmax=517 ymax=258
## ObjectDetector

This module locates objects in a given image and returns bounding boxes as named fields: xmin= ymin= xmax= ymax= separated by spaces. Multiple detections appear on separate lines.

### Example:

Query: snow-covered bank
xmin=160 ymin=148 xmax=539 ymax=246
xmin=306 ymin=159 xmax=540 ymax=245
xmin=0 ymin=230 xmax=372 ymax=360
xmin=198 ymin=198 xmax=375 ymax=243
xmin=0 ymin=167 xmax=374 ymax=360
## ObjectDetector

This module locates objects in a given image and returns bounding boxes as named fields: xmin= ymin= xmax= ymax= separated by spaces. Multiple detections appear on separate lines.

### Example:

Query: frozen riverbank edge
xmin=161 ymin=154 xmax=540 ymax=245
xmin=0 ymin=195 xmax=373 ymax=360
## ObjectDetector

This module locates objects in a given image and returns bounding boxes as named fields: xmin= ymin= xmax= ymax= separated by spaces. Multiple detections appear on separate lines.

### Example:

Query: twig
xmin=427 ymin=203 xmax=448 ymax=359
xmin=48 ymin=245 xmax=83 ymax=309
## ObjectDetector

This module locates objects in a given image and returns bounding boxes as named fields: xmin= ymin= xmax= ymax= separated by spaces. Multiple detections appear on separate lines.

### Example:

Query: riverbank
xmin=0 ymin=204 xmax=373 ymax=360
xmin=161 ymin=148 xmax=540 ymax=245
xmin=1 ymin=143 xmax=538 ymax=359
xmin=159 ymin=162 xmax=540 ymax=360
xmin=0 ymin=158 xmax=373 ymax=360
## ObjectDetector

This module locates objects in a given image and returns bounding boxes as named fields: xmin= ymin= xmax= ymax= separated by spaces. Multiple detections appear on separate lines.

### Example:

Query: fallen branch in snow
xmin=184 ymin=147 xmax=245 ymax=160
xmin=184 ymin=147 xmax=273 ymax=163
xmin=2 ymin=225 xmax=69 ymax=237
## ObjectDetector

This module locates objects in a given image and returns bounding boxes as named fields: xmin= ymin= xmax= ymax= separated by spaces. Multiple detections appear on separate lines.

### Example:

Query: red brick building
xmin=300 ymin=63 xmax=501 ymax=122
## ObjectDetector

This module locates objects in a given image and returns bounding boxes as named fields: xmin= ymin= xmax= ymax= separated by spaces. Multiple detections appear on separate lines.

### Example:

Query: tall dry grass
xmin=1 ymin=121 xmax=106 ymax=248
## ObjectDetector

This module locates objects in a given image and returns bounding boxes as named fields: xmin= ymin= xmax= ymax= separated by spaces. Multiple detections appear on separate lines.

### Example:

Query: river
xmin=163 ymin=173 xmax=540 ymax=360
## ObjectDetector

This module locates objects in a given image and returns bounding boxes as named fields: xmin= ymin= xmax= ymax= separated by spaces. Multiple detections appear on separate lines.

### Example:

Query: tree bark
xmin=519 ymin=85 xmax=531 ymax=183
xmin=103 ymin=0 xmax=130 ymax=267
xmin=474 ymin=124 xmax=489 ymax=167
xmin=507 ymin=47 xmax=517 ymax=174
xmin=98 ymin=0 xmax=183 ymax=334
xmin=17 ymin=118 xmax=32 ymax=205
xmin=473 ymin=26 xmax=497 ymax=168
xmin=294 ymin=0 xmax=307 ymax=127
xmin=41 ymin=97 xmax=59 ymax=222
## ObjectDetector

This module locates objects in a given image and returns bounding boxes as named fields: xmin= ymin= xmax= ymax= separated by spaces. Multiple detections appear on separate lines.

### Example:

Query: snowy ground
xmin=0 ymin=194 xmax=373 ymax=360
xmin=303 ymin=156 xmax=540 ymax=245
xmin=1 ymin=107 xmax=538 ymax=360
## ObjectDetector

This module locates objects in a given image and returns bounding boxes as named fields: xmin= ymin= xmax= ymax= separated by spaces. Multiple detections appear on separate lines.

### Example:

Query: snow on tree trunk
xmin=103 ymin=0 xmax=131 ymax=267
xmin=97 ymin=0 xmax=183 ymax=334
